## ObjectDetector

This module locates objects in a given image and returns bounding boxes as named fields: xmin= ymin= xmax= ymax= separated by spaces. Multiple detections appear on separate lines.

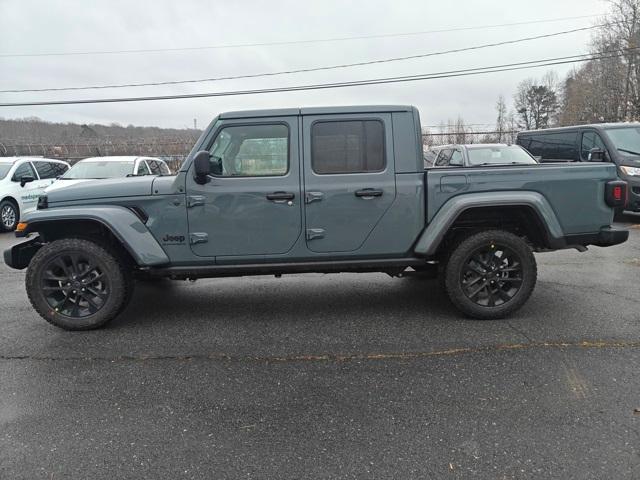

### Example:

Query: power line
xmin=0 ymin=14 xmax=605 ymax=58
xmin=0 ymin=24 xmax=608 ymax=94
xmin=1 ymin=49 xmax=634 ymax=108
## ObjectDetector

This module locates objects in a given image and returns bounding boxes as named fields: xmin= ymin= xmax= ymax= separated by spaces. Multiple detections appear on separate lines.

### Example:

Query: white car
xmin=46 ymin=156 xmax=172 ymax=193
xmin=0 ymin=157 xmax=70 ymax=232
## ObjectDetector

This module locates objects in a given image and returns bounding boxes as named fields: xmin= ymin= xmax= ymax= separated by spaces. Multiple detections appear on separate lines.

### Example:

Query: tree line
xmin=505 ymin=0 xmax=640 ymax=131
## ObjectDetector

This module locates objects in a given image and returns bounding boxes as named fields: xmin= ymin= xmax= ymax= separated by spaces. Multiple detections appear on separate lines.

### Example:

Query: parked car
xmin=46 ymin=156 xmax=171 ymax=193
xmin=0 ymin=157 xmax=70 ymax=232
xmin=517 ymin=124 xmax=640 ymax=212
xmin=4 ymin=105 xmax=628 ymax=330
xmin=428 ymin=144 xmax=537 ymax=168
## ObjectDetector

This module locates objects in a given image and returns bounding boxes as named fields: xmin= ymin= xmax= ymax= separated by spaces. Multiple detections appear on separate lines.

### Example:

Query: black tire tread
xmin=26 ymin=238 xmax=129 ymax=330
xmin=444 ymin=230 xmax=537 ymax=320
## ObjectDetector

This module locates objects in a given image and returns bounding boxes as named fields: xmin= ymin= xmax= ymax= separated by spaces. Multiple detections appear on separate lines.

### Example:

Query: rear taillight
xmin=605 ymin=180 xmax=627 ymax=208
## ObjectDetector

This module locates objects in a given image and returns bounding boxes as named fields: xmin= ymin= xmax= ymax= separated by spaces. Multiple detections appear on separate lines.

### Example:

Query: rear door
xmin=186 ymin=117 xmax=302 ymax=258
xmin=302 ymin=114 xmax=396 ymax=253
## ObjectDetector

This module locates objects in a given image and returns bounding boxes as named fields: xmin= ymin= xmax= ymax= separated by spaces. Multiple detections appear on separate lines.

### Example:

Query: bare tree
xmin=514 ymin=75 xmax=559 ymax=130
xmin=495 ymin=95 xmax=508 ymax=142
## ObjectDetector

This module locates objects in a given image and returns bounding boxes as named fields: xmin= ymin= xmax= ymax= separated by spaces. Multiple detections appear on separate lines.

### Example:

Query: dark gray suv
xmin=518 ymin=124 xmax=640 ymax=212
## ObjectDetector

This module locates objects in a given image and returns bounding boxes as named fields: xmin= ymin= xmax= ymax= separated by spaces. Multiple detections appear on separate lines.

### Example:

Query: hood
xmin=45 ymin=176 xmax=155 ymax=204
xmin=618 ymin=153 xmax=640 ymax=167
xmin=45 ymin=178 xmax=91 ymax=193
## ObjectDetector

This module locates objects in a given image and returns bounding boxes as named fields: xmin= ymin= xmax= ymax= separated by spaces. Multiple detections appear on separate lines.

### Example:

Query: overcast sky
xmin=0 ymin=0 xmax=607 ymax=130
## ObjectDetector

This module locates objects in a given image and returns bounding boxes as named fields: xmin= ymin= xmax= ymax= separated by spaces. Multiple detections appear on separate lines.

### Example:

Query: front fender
xmin=413 ymin=191 xmax=565 ymax=257
xmin=17 ymin=206 xmax=170 ymax=267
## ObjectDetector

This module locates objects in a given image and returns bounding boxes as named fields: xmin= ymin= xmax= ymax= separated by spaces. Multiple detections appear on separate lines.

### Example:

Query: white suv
xmin=0 ymin=157 xmax=70 ymax=232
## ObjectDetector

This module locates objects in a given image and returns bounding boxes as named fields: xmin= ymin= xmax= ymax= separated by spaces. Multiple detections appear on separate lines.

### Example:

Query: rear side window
xmin=33 ymin=161 xmax=63 ymax=179
xmin=524 ymin=132 xmax=579 ymax=161
xmin=147 ymin=160 xmax=163 ymax=175
xmin=53 ymin=162 xmax=69 ymax=177
xmin=311 ymin=120 xmax=385 ymax=174
xmin=11 ymin=162 xmax=36 ymax=182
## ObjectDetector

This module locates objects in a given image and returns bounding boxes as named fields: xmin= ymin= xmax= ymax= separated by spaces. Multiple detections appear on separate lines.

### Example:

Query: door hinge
xmin=187 ymin=195 xmax=206 ymax=208
xmin=305 ymin=191 xmax=324 ymax=204
xmin=189 ymin=232 xmax=209 ymax=245
xmin=306 ymin=228 xmax=325 ymax=240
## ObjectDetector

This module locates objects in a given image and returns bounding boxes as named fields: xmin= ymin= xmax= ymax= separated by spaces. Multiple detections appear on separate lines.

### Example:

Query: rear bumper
xmin=562 ymin=227 xmax=629 ymax=249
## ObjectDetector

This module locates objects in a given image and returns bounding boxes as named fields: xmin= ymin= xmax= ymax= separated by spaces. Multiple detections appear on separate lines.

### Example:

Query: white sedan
xmin=0 ymin=157 xmax=70 ymax=232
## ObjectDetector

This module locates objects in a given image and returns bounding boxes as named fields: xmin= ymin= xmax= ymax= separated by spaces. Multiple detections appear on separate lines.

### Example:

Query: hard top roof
xmin=428 ymin=143 xmax=514 ymax=150
xmin=76 ymin=156 xmax=160 ymax=163
xmin=519 ymin=122 xmax=640 ymax=135
xmin=0 ymin=156 xmax=66 ymax=164
xmin=219 ymin=105 xmax=415 ymax=119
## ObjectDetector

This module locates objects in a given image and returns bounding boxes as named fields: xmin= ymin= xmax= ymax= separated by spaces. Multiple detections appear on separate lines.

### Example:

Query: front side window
xmin=208 ymin=124 xmax=289 ymax=177
xmin=581 ymin=132 xmax=608 ymax=160
xmin=12 ymin=162 xmax=36 ymax=182
xmin=311 ymin=120 xmax=385 ymax=174
xmin=449 ymin=150 xmax=464 ymax=166
xmin=136 ymin=161 xmax=150 ymax=175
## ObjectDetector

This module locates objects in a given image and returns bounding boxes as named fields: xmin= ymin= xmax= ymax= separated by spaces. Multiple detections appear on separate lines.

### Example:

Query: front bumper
xmin=3 ymin=235 xmax=42 ymax=270
xmin=626 ymin=181 xmax=640 ymax=212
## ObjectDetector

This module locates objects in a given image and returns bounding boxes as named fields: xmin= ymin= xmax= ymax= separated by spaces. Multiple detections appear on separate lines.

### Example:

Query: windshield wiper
xmin=617 ymin=148 xmax=640 ymax=156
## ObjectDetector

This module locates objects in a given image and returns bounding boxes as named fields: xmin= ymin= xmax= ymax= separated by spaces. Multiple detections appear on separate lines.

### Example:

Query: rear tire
xmin=26 ymin=238 xmax=130 ymax=330
xmin=444 ymin=230 xmax=537 ymax=319
xmin=0 ymin=199 xmax=19 ymax=232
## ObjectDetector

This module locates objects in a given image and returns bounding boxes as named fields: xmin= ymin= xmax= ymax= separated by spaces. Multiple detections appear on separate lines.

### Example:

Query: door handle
xmin=355 ymin=188 xmax=383 ymax=198
xmin=266 ymin=191 xmax=295 ymax=202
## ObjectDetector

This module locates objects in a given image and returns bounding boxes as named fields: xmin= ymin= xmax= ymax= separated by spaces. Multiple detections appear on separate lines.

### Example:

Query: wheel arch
xmin=413 ymin=191 xmax=565 ymax=257
xmin=16 ymin=206 xmax=169 ymax=268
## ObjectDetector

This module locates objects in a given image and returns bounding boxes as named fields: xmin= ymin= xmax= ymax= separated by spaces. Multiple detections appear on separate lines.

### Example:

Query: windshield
xmin=604 ymin=126 xmax=640 ymax=155
xmin=62 ymin=161 xmax=134 ymax=179
xmin=467 ymin=146 xmax=537 ymax=166
xmin=0 ymin=164 xmax=12 ymax=180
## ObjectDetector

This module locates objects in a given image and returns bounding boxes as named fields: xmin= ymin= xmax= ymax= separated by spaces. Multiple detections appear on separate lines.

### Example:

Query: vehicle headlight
xmin=621 ymin=166 xmax=640 ymax=176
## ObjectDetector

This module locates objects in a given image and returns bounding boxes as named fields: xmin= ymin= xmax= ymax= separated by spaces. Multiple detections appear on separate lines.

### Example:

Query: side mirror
xmin=588 ymin=147 xmax=608 ymax=162
xmin=20 ymin=175 xmax=35 ymax=187
xmin=193 ymin=151 xmax=211 ymax=184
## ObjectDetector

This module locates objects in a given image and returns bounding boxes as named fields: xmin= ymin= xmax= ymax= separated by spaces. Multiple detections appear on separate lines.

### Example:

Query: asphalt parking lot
xmin=1 ymin=218 xmax=639 ymax=479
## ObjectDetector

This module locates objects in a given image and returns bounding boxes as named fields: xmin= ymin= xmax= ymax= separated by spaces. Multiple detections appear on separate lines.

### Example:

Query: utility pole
xmin=193 ymin=118 xmax=197 ymax=130
xmin=623 ymin=4 xmax=638 ymax=121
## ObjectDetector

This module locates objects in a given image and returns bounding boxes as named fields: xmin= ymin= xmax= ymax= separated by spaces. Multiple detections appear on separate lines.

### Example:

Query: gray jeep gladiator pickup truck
xmin=4 ymin=105 xmax=629 ymax=330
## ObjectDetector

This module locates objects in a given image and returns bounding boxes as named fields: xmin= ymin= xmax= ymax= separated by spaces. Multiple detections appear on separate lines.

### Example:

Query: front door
xmin=302 ymin=114 xmax=396 ymax=253
xmin=186 ymin=117 xmax=302 ymax=258
xmin=12 ymin=161 xmax=43 ymax=215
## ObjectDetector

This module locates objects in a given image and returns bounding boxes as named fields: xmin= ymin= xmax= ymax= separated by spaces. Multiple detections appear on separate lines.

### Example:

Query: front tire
xmin=25 ymin=238 xmax=130 ymax=330
xmin=0 ymin=199 xmax=19 ymax=232
xmin=444 ymin=230 xmax=537 ymax=319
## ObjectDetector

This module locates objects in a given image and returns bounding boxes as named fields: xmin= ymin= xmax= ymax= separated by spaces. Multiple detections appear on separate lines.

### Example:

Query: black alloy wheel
xmin=444 ymin=230 xmax=537 ymax=319
xmin=40 ymin=252 xmax=110 ymax=318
